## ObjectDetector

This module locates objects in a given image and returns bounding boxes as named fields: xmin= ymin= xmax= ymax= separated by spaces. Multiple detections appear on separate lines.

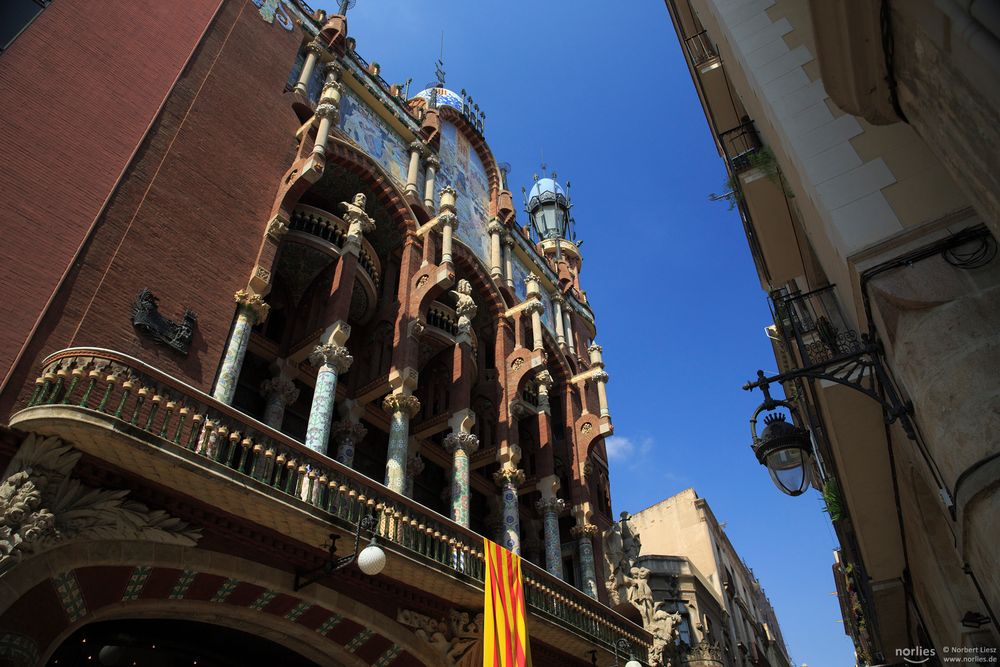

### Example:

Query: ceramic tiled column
xmin=330 ymin=420 xmax=366 ymax=467
xmin=382 ymin=393 xmax=421 ymax=493
xmin=259 ymin=373 xmax=299 ymax=430
xmin=213 ymin=290 xmax=269 ymax=405
xmin=536 ymin=496 xmax=566 ymax=578
xmin=493 ymin=464 xmax=525 ymax=554
xmin=572 ymin=523 xmax=600 ymax=599
xmin=304 ymin=344 xmax=353 ymax=455
xmin=404 ymin=451 xmax=424 ymax=498
xmin=444 ymin=432 xmax=479 ymax=527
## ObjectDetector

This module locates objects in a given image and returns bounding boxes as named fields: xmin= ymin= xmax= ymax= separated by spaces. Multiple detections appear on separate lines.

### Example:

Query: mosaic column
xmin=313 ymin=80 xmax=342 ymax=157
xmin=536 ymin=496 xmax=566 ymax=578
xmin=444 ymin=432 xmax=480 ymax=527
xmin=423 ymin=155 xmax=439 ymax=211
xmin=304 ymin=344 xmax=353 ymax=455
xmin=503 ymin=235 xmax=515 ymax=289
xmin=382 ymin=393 xmax=421 ymax=493
xmin=404 ymin=451 xmax=424 ymax=498
xmin=213 ymin=290 xmax=269 ymax=405
xmin=493 ymin=464 xmax=525 ymax=554
xmin=259 ymin=374 xmax=299 ymax=430
xmin=405 ymin=141 xmax=424 ymax=196
xmin=293 ymin=40 xmax=324 ymax=96
xmin=589 ymin=344 xmax=609 ymax=417
xmin=330 ymin=420 xmax=367 ymax=468
xmin=487 ymin=218 xmax=504 ymax=279
xmin=572 ymin=523 xmax=600 ymax=599
xmin=551 ymin=294 xmax=567 ymax=347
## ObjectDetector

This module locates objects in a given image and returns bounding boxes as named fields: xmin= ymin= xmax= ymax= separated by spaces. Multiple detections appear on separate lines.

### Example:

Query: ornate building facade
xmin=0 ymin=1 xmax=651 ymax=665
xmin=663 ymin=0 xmax=1000 ymax=664
xmin=606 ymin=490 xmax=794 ymax=667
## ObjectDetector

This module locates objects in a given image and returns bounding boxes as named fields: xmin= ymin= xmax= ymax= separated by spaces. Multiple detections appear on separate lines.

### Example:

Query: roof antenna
xmin=434 ymin=31 xmax=446 ymax=86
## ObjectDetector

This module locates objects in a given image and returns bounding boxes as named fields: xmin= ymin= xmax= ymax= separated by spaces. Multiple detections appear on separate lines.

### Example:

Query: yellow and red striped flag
xmin=483 ymin=537 xmax=533 ymax=667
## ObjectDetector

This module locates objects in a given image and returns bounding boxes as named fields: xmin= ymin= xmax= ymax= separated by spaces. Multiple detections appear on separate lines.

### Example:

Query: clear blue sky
xmin=324 ymin=1 xmax=856 ymax=664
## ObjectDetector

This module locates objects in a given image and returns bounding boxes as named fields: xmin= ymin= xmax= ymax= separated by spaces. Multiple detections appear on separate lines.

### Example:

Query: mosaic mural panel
xmin=512 ymin=254 xmax=554 ymax=331
xmin=436 ymin=120 xmax=491 ymax=267
xmin=339 ymin=87 xmax=410 ymax=187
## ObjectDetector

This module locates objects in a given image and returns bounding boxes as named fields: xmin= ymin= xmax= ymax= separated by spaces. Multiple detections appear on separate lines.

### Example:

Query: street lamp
xmin=589 ymin=638 xmax=643 ymax=667
xmin=294 ymin=514 xmax=386 ymax=590
xmin=747 ymin=372 xmax=813 ymax=496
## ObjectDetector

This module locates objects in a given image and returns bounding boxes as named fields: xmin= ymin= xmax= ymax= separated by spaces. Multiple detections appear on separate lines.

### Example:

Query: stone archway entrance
xmin=47 ymin=618 xmax=322 ymax=666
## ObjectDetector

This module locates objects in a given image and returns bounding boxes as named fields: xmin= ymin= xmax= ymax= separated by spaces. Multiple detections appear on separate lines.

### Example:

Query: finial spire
xmin=435 ymin=31 xmax=446 ymax=85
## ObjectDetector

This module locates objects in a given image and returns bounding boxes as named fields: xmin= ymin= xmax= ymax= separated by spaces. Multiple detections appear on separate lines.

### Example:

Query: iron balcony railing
xmin=769 ymin=285 xmax=863 ymax=367
xmin=719 ymin=120 xmax=762 ymax=173
xmin=684 ymin=31 xmax=719 ymax=68
xmin=18 ymin=347 xmax=651 ymax=659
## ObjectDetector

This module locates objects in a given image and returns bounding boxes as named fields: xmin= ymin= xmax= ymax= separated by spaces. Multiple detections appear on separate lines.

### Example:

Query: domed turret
xmin=525 ymin=174 xmax=574 ymax=251
xmin=413 ymin=87 xmax=463 ymax=113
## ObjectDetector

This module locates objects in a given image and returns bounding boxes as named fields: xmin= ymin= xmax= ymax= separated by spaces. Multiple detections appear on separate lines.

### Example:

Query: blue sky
xmin=324 ymin=1 xmax=856 ymax=664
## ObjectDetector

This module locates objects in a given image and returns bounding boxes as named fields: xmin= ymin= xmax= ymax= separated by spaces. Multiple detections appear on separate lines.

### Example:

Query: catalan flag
xmin=483 ymin=537 xmax=533 ymax=667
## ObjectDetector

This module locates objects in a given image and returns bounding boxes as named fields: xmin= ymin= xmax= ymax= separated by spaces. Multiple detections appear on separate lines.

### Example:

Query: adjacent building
xmin=663 ymin=0 xmax=1000 ymax=663
xmin=0 ymin=1 xmax=649 ymax=664
xmin=607 ymin=489 xmax=794 ymax=667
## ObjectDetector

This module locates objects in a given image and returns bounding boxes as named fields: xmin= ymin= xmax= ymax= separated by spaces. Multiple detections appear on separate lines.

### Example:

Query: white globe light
xmin=357 ymin=543 xmax=386 ymax=576
xmin=625 ymin=660 xmax=643 ymax=667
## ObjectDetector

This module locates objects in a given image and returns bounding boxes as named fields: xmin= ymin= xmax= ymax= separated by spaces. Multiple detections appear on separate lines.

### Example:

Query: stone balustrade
xmin=290 ymin=205 xmax=381 ymax=288
xmin=15 ymin=347 xmax=650 ymax=660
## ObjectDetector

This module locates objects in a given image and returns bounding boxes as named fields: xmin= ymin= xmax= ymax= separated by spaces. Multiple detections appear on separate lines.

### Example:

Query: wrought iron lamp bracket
xmin=743 ymin=334 xmax=915 ymax=440
xmin=294 ymin=513 xmax=378 ymax=591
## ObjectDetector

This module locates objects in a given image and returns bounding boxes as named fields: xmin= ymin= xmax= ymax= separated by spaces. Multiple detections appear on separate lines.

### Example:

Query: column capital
xmin=322 ymin=60 xmax=342 ymax=80
xmin=588 ymin=343 xmax=603 ymax=354
xmin=570 ymin=523 xmax=599 ymax=539
xmin=503 ymin=233 xmax=515 ymax=248
xmin=424 ymin=154 xmax=440 ymax=169
xmin=260 ymin=375 xmax=299 ymax=406
xmin=524 ymin=272 xmax=541 ymax=293
xmin=310 ymin=343 xmax=353 ymax=373
xmin=550 ymin=293 xmax=565 ymax=305
xmin=523 ymin=300 xmax=546 ymax=315
xmin=444 ymin=432 xmax=480 ymax=456
xmin=234 ymin=289 xmax=270 ymax=322
xmin=330 ymin=420 xmax=367 ymax=443
xmin=590 ymin=370 xmax=609 ymax=384
xmin=536 ymin=496 xmax=565 ymax=514
xmin=383 ymin=393 xmax=421 ymax=418
xmin=487 ymin=218 xmax=505 ymax=235
xmin=493 ymin=463 xmax=525 ymax=488
xmin=408 ymin=140 xmax=427 ymax=155
xmin=535 ymin=370 xmax=553 ymax=391
xmin=315 ymin=102 xmax=340 ymax=123
xmin=406 ymin=452 xmax=425 ymax=476
xmin=437 ymin=211 xmax=458 ymax=230
xmin=304 ymin=40 xmax=326 ymax=56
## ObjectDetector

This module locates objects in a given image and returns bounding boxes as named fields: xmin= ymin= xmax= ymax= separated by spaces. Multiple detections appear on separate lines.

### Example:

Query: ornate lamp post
xmin=748 ymin=375 xmax=814 ymax=496
xmin=294 ymin=514 xmax=386 ymax=590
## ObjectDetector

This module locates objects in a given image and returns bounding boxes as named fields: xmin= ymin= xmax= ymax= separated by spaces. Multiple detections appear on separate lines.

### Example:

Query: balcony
xmin=684 ymin=31 xmax=721 ymax=72
xmin=719 ymin=121 xmax=762 ymax=174
xmin=769 ymin=285 xmax=863 ymax=368
xmin=290 ymin=205 xmax=381 ymax=289
xmin=11 ymin=348 xmax=651 ymax=661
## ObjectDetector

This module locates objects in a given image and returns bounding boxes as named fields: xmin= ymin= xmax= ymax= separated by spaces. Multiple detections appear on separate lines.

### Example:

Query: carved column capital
xmin=571 ymin=523 xmax=599 ymax=539
xmin=503 ymin=234 xmax=515 ymax=248
xmin=523 ymin=300 xmax=546 ymax=315
xmin=444 ymin=432 xmax=480 ymax=456
xmin=408 ymin=140 xmax=427 ymax=156
xmin=315 ymin=102 xmax=340 ymax=123
xmin=260 ymin=375 xmax=299 ymax=406
xmin=588 ymin=343 xmax=603 ymax=354
xmin=437 ymin=211 xmax=458 ymax=230
xmin=536 ymin=496 xmax=565 ymax=514
xmin=424 ymin=154 xmax=440 ymax=169
xmin=322 ymin=60 xmax=342 ymax=81
xmin=493 ymin=463 xmax=525 ymax=488
xmin=304 ymin=40 xmax=326 ymax=57
xmin=590 ymin=370 xmax=609 ymax=384
xmin=550 ymin=293 xmax=565 ymax=305
xmin=535 ymin=370 xmax=553 ymax=391
xmin=309 ymin=344 xmax=353 ymax=373
xmin=234 ymin=289 xmax=270 ymax=322
xmin=330 ymin=420 xmax=367 ymax=443
xmin=382 ymin=393 xmax=421 ymax=418
xmin=487 ymin=219 xmax=505 ymax=235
